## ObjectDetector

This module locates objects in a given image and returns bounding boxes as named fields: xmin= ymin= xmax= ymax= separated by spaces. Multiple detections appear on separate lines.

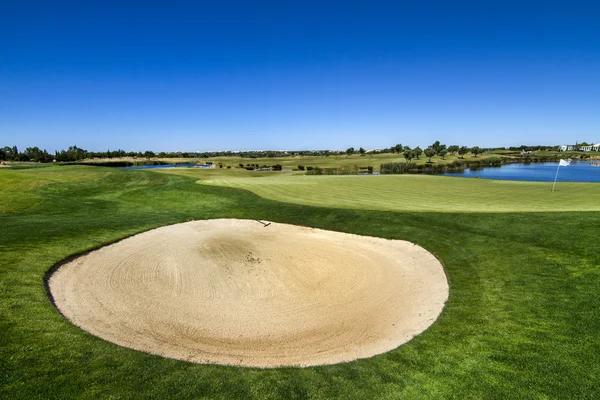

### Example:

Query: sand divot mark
xmin=49 ymin=219 xmax=448 ymax=368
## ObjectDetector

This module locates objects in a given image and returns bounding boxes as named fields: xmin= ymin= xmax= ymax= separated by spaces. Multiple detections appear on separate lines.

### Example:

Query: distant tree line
xmin=344 ymin=141 xmax=483 ymax=161
xmin=0 ymin=145 xmax=199 ymax=163
xmin=54 ymin=147 xmax=190 ymax=161
xmin=507 ymin=145 xmax=560 ymax=151
xmin=1 ymin=146 xmax=54 ymax=162
xmin=0 ymin=142 xmax=563 ymax=163
xmin=0 ymin=145 xmax=356 ymax=162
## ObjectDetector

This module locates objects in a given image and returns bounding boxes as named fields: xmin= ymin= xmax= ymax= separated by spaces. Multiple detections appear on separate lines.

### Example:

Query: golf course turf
xmin=1 ymin=165 xmax=599 ymax=399
xmin=174 ymin=169 xmax=600 ymax=213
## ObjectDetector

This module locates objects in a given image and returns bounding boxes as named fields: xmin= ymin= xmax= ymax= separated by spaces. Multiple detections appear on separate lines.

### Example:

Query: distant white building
xmin=560 ymin=143 xmax=600 ymax=151
xmin=582 ymin=143 xmax=600 ymax=151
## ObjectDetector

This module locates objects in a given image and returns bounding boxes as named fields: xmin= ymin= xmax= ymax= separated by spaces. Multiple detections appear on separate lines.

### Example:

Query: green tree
xmin=438 ymin=149 xmax=448 ymax=159
xmin=359 ymin=147 xmax=366 ymax=155
xmin=471 ymin=146 xmax=482 ymax=157
xmin=458 ymin=146 xmax=469 ymax=158
xmin=55 ymin=145 xmax=88 ymax=162
xmin=346 ymin=147 xmax=355 ymax=155
xmin=403 ymin=150 xmax=414 ymax=162
xmin=0 ymin=145 xmax=18 ymax=161
xmin=394 ymin=143 xmax=403 ymax=153
xmin=413 ymin=146 xmax=423 ymax=159
xmin=430 ymin=141 xmax=447 ymax=155
xmin=448 ymin=145 xmax=459 ymax=155
xmin=23 ymin=147 xmax=53 ymax=162
xmin=424 ymin=148 xmax=436 ymax=162
xmin=23 ymin=146 xmax=41 ymax=161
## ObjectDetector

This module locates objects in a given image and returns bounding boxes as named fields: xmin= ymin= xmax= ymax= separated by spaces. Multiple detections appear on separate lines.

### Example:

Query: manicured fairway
xmin=1 ymin=165 xmax=599 ymax=399
xmin=161 ymin=168 xmax=600 ymax=213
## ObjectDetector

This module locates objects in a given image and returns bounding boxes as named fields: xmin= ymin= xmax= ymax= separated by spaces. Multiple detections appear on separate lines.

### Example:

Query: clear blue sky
xmin=1 ymin=1 xmax=599 ymax=152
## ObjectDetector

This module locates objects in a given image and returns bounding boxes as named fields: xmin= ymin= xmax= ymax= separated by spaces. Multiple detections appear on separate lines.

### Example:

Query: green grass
xmin=203 ymin=153 xmax=412 ymax=170
xmin=1 ymin=165 xmax=599 ymax=399
xmin=79 ymin=151 xmax=513 ymax=171
xmin=194 ymin=150 xmax=585 ymax=170
xmin=160 ymin=168 xmax=600 ymax=213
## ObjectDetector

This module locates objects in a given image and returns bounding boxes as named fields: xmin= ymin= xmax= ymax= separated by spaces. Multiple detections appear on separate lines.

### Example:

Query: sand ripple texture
xmin=49 ymin=219 xmax=448 ymax=367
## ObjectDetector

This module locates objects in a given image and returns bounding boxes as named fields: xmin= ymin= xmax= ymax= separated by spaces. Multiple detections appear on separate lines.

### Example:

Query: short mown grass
xmin=1 ymin=165 xmax=599 ymax=399
xmin=160 ymin=168 xmax=600 ymax=213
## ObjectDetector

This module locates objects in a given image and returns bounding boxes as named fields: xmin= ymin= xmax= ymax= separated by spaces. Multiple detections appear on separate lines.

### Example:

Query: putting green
xmin=189 ymin=173 xmax=600 ymax=213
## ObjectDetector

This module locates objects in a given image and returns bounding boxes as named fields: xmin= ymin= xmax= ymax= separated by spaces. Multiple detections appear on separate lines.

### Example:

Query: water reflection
xmin=440 ymin=161 xmax=600 ymax=182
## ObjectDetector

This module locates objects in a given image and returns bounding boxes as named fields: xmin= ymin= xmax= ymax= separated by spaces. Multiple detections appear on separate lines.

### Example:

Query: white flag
xmin=559 ymin=159 xmax=570 ymax=167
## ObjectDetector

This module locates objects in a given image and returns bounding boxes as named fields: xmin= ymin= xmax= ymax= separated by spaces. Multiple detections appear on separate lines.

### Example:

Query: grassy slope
xmin=159 ymin=168 xmax=600 ymax=213
xmin=1 ymin=166 xmax=599 ymax=399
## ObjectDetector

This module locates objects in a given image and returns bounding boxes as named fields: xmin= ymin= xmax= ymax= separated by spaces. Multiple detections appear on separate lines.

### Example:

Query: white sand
xmin=49 ymin=219 xmax=448 ymax=367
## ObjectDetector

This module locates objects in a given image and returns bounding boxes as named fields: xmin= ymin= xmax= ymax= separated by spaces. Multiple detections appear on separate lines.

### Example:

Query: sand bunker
xmin=49 ymin=219 xmax=448 ymax=367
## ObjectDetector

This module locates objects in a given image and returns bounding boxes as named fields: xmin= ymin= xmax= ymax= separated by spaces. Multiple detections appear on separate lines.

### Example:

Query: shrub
xmin=305 ymin=166 xmax=323 ymax=175
xmin=380 ymin=162 xmax=411 ymax=174
xmin=382 ymin=157 xmax=512 ymax=175
xmin=336 ymin=165 xmax=359 ymax=175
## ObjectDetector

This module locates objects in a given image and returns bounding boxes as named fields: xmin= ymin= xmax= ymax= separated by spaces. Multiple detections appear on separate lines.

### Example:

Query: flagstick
xmin=552 ymin=163 xmax=561 ymax=192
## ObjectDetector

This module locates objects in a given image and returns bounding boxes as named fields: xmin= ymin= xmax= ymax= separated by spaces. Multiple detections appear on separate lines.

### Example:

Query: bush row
xmin=305 ymin=165 xmax=374 ymax=175
xmin=239 ymin=163 xmax=283 ymax=171
xmin=380 ymin=155 xmax=566 ymax=175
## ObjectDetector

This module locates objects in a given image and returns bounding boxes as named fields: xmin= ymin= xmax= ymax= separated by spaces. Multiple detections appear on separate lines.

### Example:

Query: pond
xmin=439 ymin=161 xmax=600 ymax=182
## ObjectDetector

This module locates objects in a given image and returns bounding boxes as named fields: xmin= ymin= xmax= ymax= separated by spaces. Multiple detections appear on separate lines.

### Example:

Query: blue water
xmin=122 ymin=163 xmax=199 ymax=170
xmin=440 ymin=161 xmax=600 ymax=182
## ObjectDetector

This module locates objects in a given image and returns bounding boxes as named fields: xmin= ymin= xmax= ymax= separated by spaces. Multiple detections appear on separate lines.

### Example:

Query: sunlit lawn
xmin=1 ymin=165 xmax=599 ymax=399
